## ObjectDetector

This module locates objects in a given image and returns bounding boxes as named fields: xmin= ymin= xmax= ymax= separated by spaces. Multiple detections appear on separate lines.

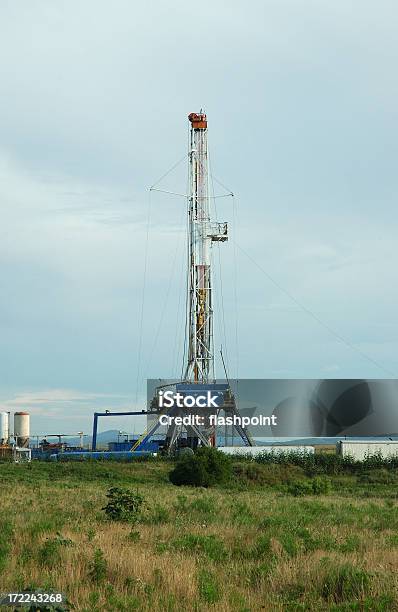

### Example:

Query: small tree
xmin=169 ymin=447 xmax=232 ymax=487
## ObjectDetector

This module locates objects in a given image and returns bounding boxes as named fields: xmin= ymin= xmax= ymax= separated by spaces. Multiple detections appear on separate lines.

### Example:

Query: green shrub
xmin=88 ymin=549 xmax=108 ymax=584
xmin=102 ymin=487 xmax=144 ymax=522
xmin=169 ymin=447 xmax=232 ymax=487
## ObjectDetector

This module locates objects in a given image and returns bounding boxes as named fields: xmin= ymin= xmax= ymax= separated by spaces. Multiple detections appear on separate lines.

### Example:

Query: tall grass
xmin=0 ymin=460 xmax=397 ymax=610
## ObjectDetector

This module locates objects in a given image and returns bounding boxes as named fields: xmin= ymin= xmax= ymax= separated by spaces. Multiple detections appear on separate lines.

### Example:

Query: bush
xmin=102 ymin=487 xmax=144 ymax=522
xmin=89 ymin=548 xmax=107 ymax=584
xmin=169 ymin=447 xmax=232 ymax=487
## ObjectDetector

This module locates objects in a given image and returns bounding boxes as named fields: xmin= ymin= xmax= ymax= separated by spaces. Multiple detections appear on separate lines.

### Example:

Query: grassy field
xmin=1 ymin=457 xmax=398 ymax=611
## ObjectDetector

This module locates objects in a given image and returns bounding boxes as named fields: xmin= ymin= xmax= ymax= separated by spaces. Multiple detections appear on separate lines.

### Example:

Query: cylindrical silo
xmin=0 ymin=412 xmax=9 ymax=444
xmin=14 ymin=412 xmax=30 ymax=447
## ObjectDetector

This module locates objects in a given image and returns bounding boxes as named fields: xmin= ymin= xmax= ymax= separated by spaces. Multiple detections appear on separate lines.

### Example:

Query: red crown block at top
xmin=188 ymin=112 xmax=207 ymax=129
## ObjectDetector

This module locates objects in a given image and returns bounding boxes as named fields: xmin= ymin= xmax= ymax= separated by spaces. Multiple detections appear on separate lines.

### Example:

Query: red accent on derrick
xmin=188 ymin=112 xmax=207 ymax=129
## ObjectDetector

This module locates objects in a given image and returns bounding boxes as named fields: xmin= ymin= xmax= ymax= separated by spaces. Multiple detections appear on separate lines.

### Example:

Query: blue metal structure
xmin=91 ymin=410 xmax=159 ymax=451
xmin=108 ymin=439 xmax=162 ymax=452
xmin=33 ymin=447 xmax=95 ymax=461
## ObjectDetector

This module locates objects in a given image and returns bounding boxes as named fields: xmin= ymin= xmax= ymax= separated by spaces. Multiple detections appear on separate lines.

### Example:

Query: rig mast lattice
xmin=184 ymin=111 xmax=228 ymax=384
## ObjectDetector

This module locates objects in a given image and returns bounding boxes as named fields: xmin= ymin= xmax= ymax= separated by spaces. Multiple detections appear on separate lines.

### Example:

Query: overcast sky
xmin=1 ymin=0 xmax=397 ymax=436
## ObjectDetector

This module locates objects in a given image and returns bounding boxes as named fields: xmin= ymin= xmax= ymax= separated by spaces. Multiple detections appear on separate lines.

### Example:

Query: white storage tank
xmin=218 ymin=445 xmax=315 ymax=456
xmin=14 ymin=412 xmax=30 ymax=448
xmin=0 ymin=412 xmax=9 ymax=444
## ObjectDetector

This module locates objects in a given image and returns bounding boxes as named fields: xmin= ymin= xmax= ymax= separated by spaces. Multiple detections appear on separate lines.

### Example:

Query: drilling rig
xmin=132 ymin=111 xmax=254 ymax=452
